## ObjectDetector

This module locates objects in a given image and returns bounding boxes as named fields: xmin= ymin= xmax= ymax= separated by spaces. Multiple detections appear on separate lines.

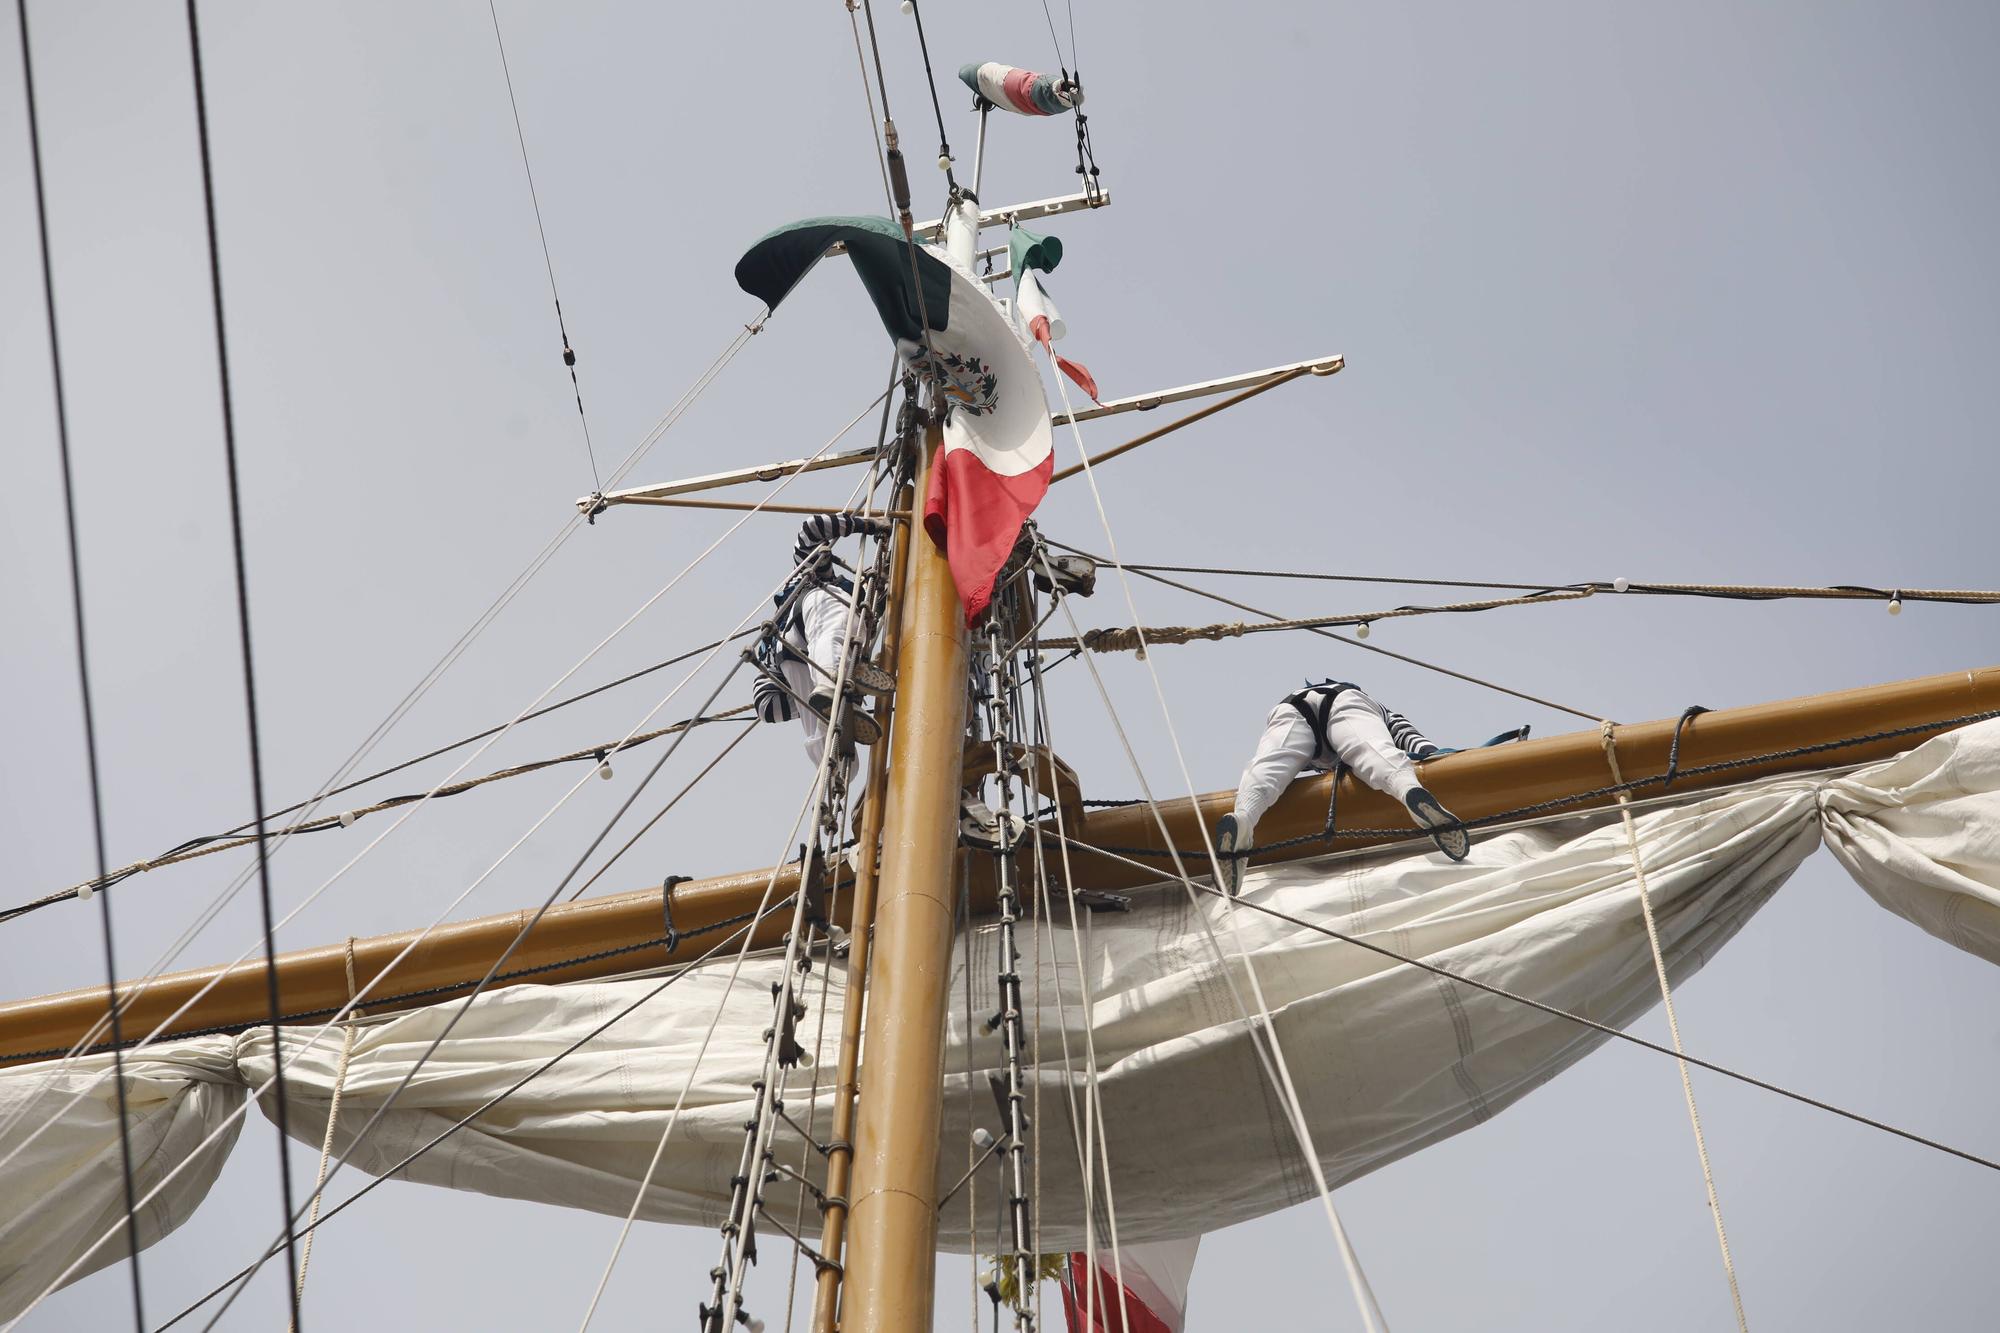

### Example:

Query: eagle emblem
xmin=910 ymin=349 xmax=999 ymax=418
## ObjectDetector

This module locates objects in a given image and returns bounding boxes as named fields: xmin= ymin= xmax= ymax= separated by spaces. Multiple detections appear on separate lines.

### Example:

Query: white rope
xmin=6 ymin=447 xmax=864 ymax=1331
xmin=0 ymin=389 xmax=884 ymax=1197
xmin=8 ymin=315 xmax=773 ymax=1123
xmin=288 ymin=939 xmax=360 ymax=1330
xmin=1600 ymin=722 xmax=1751 ymax=1331
xmin=576 ymin=455 xmax=893 ymax=1330
xmin=1022 ymin=662 xmax=1134 ymax=1333
xmin=1039 ymin=356 xmax=1389 ymax=1331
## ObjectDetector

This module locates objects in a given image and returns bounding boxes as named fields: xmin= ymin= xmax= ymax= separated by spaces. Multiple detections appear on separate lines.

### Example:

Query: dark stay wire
xmin=486 ymin=0 xmax=601 ymax=492
xmin=0 ymin=628 xmax=762 ymax=925
xmin=15 ymin=0 xmax=149 ymax=1324
xmin=183 ymin=1 xmax=304 ymax=1322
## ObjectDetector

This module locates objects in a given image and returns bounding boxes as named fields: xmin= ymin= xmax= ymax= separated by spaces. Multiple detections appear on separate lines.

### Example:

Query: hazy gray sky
xmin=4 ymin=1 xmax=1997 ymax=1328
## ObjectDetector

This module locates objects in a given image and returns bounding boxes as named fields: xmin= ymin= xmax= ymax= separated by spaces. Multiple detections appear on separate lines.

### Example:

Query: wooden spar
xmin=838 ymin=428 xmax=969 ymax=1332
xmin=2 ymin=664 xmax=1996 ymax=1066
xmin=810 ymin=476 xmax=913 ymax=1333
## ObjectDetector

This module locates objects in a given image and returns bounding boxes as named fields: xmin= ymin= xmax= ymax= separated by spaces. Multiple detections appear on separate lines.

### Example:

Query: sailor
xmin=1214 ymin=681 xmax=1471 ymax=893
xmin=751 ymin=512 xmax=896 ymax=769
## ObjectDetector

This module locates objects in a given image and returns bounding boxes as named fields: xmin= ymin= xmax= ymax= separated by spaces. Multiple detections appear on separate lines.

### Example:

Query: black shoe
xmin=1214 ymin=814 xmax=1245 ymax=896
xmin=809 ymin=690 xmax=883 ymax=746
xmin=1404 ymin=787 xmax=1469 ymax=862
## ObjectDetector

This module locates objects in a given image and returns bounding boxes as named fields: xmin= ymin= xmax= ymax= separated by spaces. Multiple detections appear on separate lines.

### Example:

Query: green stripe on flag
xmin=733 ymin=216 xmax=954 ymax=344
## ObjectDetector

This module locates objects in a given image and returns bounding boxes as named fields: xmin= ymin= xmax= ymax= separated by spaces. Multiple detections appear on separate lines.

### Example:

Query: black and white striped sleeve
xmin=793 ymin=513 xmax=890 ymax=568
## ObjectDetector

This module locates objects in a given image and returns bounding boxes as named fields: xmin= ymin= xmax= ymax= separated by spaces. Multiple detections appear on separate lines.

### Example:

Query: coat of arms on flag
xmin=734 ymin=215 xmax=1055 ymax=623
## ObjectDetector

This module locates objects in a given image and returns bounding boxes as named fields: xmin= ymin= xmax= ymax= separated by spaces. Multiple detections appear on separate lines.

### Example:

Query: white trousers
xmin=787 ymin=585 xmax=865 ymax=769
xmin=1230 ymin=689 xmax=1423 ymax=843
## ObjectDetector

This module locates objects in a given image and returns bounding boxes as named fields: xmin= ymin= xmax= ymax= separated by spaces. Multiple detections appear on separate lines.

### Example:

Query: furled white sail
xmin=6 ymin=720 xmax=2000 ymax=1319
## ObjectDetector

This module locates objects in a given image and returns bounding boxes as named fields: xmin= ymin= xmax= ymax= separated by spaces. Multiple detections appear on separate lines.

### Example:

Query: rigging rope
xmin=205 ymin=494 xmax=879 ymax=1330
xmin=485 ymin=0 xmax=600 ymax=490
xmin=1601 ymin=723 xmax=1751 ymax=1331
xmin=150 ymin=899 xmax=799 ymax=1331
xmin=1036 ymin=587 xmax=1598 ymax=653
xmin=184 ymin=1 xmax=305 ymax=1317
xmin=288 ymin=939 xmax=358 ymax=1332
xmin=1049 ymin=537 xmax=1608 ymax=723
xmin=14 ymin=1 xmax=147 ymax=1322
xmin=1115 ymin=563 xmax=2000 ymax=606
xmin=4 ymin=465 xmax=861 ymax=1327
xmin=1033 ymin=344 xmax=1396 ymax=1324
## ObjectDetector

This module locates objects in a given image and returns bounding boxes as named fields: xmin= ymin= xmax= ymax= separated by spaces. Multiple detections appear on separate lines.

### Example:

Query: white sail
xmin=7 ymin=719 xmax=2000 ymax=1318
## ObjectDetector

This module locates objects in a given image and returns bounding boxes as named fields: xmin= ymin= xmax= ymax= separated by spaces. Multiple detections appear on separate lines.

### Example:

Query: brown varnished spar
xmin=2 ymin=665 xmax=1995 ymax=1066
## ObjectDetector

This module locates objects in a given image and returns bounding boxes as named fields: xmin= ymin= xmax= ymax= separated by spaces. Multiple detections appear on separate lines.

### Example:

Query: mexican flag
xmin=734 ymin=216 xmax=1052 ymax=623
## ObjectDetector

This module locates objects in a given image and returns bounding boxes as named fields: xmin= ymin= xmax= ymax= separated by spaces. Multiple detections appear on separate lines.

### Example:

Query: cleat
xmin=1214 ymin=813 xmax=1245 ymax=896
xmin=1405 ymin=787 xmax=1470 ymax=862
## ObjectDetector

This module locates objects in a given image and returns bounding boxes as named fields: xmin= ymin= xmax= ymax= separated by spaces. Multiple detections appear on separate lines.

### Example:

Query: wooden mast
xmin=835 ymin=425 xmax=969 ymax=1331
xmin=4 ymin=665 xmax=1998 ymax=1066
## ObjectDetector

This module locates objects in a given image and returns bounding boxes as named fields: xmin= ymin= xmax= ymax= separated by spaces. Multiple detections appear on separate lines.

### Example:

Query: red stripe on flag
xmin=1061 ymin=1254 xmax=1178 ymax=1333
xmin=1054 ymin=354 xmax=1100 ymax=402
xmin=921 ymin=444 xmax=1053 ymax=624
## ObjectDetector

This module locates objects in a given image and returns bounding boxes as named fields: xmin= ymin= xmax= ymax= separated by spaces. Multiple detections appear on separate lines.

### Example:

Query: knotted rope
xmin=1040 ymin=588 xmax=1596 ymax=654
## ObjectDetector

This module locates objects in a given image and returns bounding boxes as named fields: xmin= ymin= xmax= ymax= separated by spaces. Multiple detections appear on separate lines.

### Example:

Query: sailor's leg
xmin=1330 ymin=691 xmax=1469 ymax=860
xmin=1230 ymin=706 xmax=1320 ymax=843
xmin=800 ymin=586 xmax=851 ymax=694
xmin=785 ymin=655 xmax=827 ymax=762
xmin=1321 ymin=690 xmax=1423 ymax=804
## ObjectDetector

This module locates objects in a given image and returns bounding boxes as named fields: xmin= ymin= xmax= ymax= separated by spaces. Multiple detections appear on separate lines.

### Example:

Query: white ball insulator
xmin=749 ymin=1320 xmax=767 ymax=1333
xmin=337 ymin=810 xmax=357 ymax=828
xmin=972 ymin=1126 xmax=997 ymax=1150
xmin=1888 ymin=597 xmax=1903 ymax=616
xmin=1612 ymin=577 xmax=1631 ymax=593
xmin=937 ymin=153 xmax=952 ymax=171
xmin=77 ymin=883 xmax=95 ymax=902
xmin=596 ymin=760 xmax=614 ymax=781
xmin=1355 ymin=622 xmax=1371 ymax=640
xmin=899 ymin=0 xmax=912 ymax=12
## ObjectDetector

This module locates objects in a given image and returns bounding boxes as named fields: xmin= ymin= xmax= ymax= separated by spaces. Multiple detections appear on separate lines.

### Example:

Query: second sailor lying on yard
xmin=751 ymin=513 xmax=895 ymax=768
xmin=1216 ymin=679 xmax=1471 ymax=893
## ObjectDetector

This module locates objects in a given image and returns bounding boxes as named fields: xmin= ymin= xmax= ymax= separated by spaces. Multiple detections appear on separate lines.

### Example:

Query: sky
xmin=3 ymin=1 xmax=1998 ymax=1328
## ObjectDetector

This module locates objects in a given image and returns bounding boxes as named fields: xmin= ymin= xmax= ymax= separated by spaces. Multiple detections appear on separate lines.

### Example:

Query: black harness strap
xmin=1283 ymin=681 xmax=1357 ymax=763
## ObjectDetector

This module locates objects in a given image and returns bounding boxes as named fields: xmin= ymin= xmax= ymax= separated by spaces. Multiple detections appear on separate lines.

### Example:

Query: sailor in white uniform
xmin=1215 ymin=681 xmax=1471 ymax=893
xmin=752 ymin=513 xmax=895 ymax=770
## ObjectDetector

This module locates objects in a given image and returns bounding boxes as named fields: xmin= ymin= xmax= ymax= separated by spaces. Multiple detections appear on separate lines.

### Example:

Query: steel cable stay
xmin=484 ymin=0 xmax=601 ymax=491
xmin=1041 ymin=361 xmax=1392 ymax=1330
xmin=576 ymin=452 xmax=901 ymax=1332
xmin=1040 ymin=832 xmax=2000 ymax=1179
xmin=183 ymin=0 xmax=305 ymax=1315
xmin=14 ymin=0 xmax=147 ymax=1323
xmin=2 ymin=495 xmax=864 ymax=1328
xmin=206 ymin=453 xmax=901 ymax=1331
xmin=0 ymin=394 xmax=887 ymax=1164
